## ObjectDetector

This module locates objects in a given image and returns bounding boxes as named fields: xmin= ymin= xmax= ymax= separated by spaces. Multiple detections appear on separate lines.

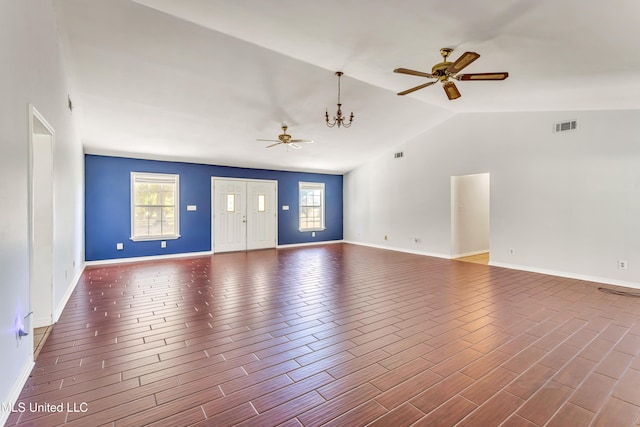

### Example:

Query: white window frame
xmin=130 ymin=172 xmax=180 ymax=241
xmin=299 ymin=182 xmax=325 ymax=232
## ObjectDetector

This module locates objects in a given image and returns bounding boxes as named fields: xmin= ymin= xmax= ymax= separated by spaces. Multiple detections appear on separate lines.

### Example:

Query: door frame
xmin=450 ymin=172 xmax=490 ymax=259
xmin=28 ymin=104 xmax=56 ymax=328
xmin=211 ymin=177 xmax=278 ymax=253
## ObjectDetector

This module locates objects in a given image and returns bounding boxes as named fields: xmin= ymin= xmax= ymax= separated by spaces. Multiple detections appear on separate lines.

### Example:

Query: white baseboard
xmin=53 ymin=262 xmax=86 ymax=323
xmin=277 ymin=240 xmax=343 ymax=249
xmin=85 ymin=250 xmax=213 ymax=266
xmin=0 ymin=357 xmax=34 ymax=426
xmin=343 ymin=240 xmax=450 ymax=259
xmin=489 ymin=261 xmax=640 ymax=290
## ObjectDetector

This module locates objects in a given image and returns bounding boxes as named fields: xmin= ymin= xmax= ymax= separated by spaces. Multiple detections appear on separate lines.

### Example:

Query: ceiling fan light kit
xmin=257 ymin=124 xmax=314 ymax=150
xmin=394 ymin=47 xmax=509 ymax=100
xmin=325 ymin=71 xmax=354 ymax=128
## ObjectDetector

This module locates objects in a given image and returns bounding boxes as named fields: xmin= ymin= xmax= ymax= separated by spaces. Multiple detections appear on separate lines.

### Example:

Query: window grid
xmin=131 ymin=172 xmax=180 ymax=241
xmin=299 ymin=182 xmax=325 ymax=232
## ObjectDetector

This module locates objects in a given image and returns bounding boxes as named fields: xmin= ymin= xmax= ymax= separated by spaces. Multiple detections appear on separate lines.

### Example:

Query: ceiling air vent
xmin=394 ymin=151 xmax=404 ymax=159
xmin=553 ymin=120 xmax=577 ymax=133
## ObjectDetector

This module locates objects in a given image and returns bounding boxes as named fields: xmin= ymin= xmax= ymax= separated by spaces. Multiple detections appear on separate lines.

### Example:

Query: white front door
xmin=213 ymin=178 xmax=276 ymax=253
xmin=247 ymin=180 xmax=277 ymax=250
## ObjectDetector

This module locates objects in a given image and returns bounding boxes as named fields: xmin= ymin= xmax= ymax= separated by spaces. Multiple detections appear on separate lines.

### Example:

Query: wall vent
xmin=394 ymin=151 xmax=404 ymax=159
xmin=553 ymin=120 xmax=577 ymax=133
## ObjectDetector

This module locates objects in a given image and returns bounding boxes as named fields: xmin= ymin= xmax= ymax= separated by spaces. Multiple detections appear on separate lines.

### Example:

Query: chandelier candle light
xmin=325 ymin=71 xmax=354 ymax=128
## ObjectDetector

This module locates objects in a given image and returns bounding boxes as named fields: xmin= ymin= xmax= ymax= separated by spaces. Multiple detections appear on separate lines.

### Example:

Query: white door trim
xmin=28 ymin=104 xmax=56 ymax=328
xmin=211 ymin=177 xmax=278 ymax=253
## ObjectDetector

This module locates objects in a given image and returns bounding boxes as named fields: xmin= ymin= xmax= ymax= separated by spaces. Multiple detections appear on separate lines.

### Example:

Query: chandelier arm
xmin=325 ymin=71 xmax=354 ymax=129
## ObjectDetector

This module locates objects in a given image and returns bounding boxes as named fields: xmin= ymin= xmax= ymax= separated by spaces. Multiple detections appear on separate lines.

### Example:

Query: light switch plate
xmin=187 ymin=205 xmax=197 ymax=211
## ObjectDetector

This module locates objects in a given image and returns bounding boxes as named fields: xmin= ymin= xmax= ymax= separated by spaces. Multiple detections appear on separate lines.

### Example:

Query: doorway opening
xmin=211 ymin=178 xmax=277 ymax=253
xmin=451 ymin=173 xmax=490 ymax=265
xmin=29 ymin=105 xmax=55 ymax=334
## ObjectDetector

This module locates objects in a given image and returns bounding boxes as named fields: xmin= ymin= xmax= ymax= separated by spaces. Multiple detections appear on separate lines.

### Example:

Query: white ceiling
xmin=53 ymin=0 xmax=640 ymax=174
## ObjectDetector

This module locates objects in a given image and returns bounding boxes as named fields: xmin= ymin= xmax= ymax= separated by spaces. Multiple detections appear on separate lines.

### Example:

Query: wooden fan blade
xmin=458 ymin=72 xmax=509 ymax=80
xmin=443 ymin=81 xmax=461 ymax=100
xmin=394 ymin=68 xmax=435 ymax=79
xmin=265 ymin=142 xmax=282 ymax=148
xmin=397 ymin=81 xmax=437 ymax=96
xmin=447 ymin=51 xmax=480 ymax=74
xmin=289 ymin=143 xmax=302 ymax=149
xmin=290 ymin=139 xmax=314 ymax=143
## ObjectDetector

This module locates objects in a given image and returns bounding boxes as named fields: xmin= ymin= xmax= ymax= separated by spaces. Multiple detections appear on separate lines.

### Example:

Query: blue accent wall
xmin=85 ymin=155 xmax=343 ymax=261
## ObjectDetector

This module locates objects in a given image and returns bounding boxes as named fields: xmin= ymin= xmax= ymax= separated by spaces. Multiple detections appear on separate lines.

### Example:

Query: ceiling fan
xmin=257 ymin=124 xmax=314 ymax=149
xmin=394 ymin=48 xmax=509 ymax=100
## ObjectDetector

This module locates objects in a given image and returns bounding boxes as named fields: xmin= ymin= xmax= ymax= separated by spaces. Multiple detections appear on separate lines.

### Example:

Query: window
xmin=299 ymin=182 xmax=325 ymax=231
xmin=131 ymin=172 xmax=180 ymax=241
xmin=227 ymin=194 xmax=236 ymax=212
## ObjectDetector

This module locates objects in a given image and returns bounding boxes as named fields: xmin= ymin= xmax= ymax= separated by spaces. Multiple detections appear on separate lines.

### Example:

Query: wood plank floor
xmin=8 ymin=243 xmax=640 ymax=426
xmin=455 ymin=252 xmax=490 ymax=265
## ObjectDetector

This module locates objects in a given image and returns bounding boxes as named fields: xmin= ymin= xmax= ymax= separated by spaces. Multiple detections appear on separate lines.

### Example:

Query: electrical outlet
xmin=508 ymin=248 xmax=515 ymax=255
xmin=161 ymin=241 xmax=167 ymax=248
xmin=116 ymin=243 xmax=124 ymax=250
xmin=311 ymin=232 xmax=315 ymax=237
xmin=618 ymin=259 xmax=628 ymax=270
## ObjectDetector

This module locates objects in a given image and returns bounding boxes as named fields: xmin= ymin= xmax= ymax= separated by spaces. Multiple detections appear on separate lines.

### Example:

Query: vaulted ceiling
xmin=53 ymin=0 xmax=640 ymax=174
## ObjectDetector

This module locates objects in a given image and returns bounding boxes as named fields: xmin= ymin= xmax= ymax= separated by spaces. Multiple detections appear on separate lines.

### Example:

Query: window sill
xmin=130 ymin=235 xmax=181 ymax=242
xmin=299 ymin=228 xmax=325 ymax=232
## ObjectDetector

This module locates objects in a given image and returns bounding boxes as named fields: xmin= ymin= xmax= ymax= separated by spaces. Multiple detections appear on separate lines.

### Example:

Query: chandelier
xmin=325 ymin=71 xmax=354 ymax=128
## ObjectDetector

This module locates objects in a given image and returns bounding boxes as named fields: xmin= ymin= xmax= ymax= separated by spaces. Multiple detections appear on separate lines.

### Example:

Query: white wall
xmin=345 ymin=109 xmax=640 ymax=288
xmin=0 ymin=1 xmax=84 ymax=423
xmin=451 ymin=173 xmax=490 ymax=258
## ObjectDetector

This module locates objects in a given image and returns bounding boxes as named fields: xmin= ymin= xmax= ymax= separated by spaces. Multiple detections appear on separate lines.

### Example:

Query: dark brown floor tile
xmin=612 ymin=367 xmax=640 ymax=406
xmin=235 ymin=390 xmax=325 ymax=427
xmin=546 ymin=402 xmax=594 ymax=427
xmin=460 ymin=366 xmax=517 ymax=405
xmin=367 ymin=402 xmax=424 ymax=427
xmin=13 ymin=246 xmax=640 ymax=426
xmin=413 ymin=395 xmax=477 ymax=427
xmin=569 ymin=371 xmax=617 ymax=413
xmin=321 ymin=400 xmax=388 ymax=427
xmin=506 ymin=363 xmax=556 ymax=400
xmin=516 ymin=380 xmax=573 ymax=426
xmin=410 ymin=372 xmax=474 ymax=414
xmin=375 ymin=369 xmax=442 ymax=410
xmin=552 ymin=356 xmax=597 ymax=389
xmin=456 ymin=390 xmax=523 ymax=426
xmin=318 ymin=363 xmax=388 ymax=401
xmin=501 ymin=414 xmax=538 ymax=427
xmin=591 ymin=396 xmax=640 ymax=427
xmin=370 ymin=357 xmax=432 ymax=391
xmin=594 ymin=350 xmax=634 ymax=379
xmin=252 ymin=371 xmax=333 ymax=413
xmin=297 ymin=383 xmax=380 ymax=427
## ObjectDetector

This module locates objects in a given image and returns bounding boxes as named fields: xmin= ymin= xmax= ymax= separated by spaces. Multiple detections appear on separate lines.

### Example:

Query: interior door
xmin=213 ymin=178 xmax=277 ymax=253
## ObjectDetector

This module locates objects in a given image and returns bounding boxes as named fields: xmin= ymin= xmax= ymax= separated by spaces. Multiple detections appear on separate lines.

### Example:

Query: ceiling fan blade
xmin=442 ymin=81 xmax=461 ymax=100
xmin=397 ymin=81 xmax=437 ymax=96
xmin=290 ymin=139 xmax=314 ymax=143
xmin=265 ymin=142 xmax=282 ymax=148
xmin=393 ymin=68 xmax=435 ymax=79
xmin=289 ymin=143 xmax=302 ymax=149
xmin=457 ymin=72 xmax=509 ymax=80
xmin=447 ymin=51 xmax=480 ymax=74
xmin=257 ymin=138 xmax=279 ymax=142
